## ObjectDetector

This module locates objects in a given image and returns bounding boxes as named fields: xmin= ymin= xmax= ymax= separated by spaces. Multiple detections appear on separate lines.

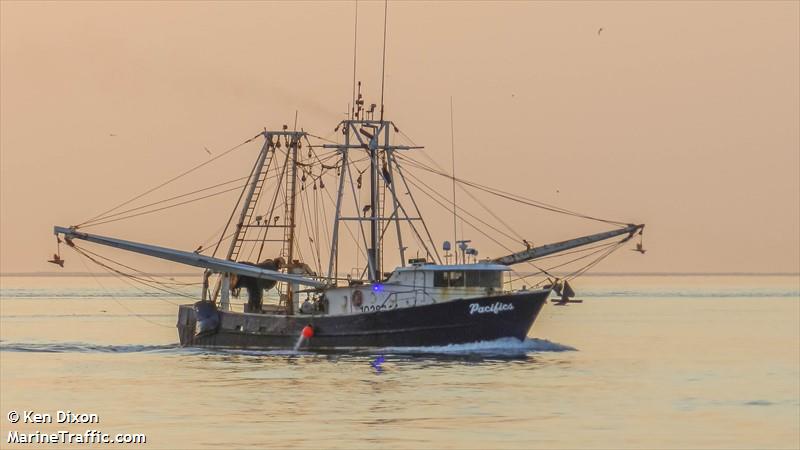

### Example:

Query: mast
xmin=283 ymin=133 xmax=300 ymax=314
xmin=368 ymin=123 xmax=381 ymax=281
xmin=386 ymin=155 xmax=405 ymax=267
xmin=449 ymin=97 xmax=457 ymax=264
xmin=327 ymin=134 xmax=349 ymax=285
xmin=323 ymin=107 xmax=438 ymax=283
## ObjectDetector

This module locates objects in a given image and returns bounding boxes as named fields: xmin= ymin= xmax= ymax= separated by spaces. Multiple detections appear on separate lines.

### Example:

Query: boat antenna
xmin=450 ymin=96 xmax=458 ymax=264
xmin=350 ymin=0 xmax=358 ymax=120
xmin=379 ymin=0 xmax=388 ymax=121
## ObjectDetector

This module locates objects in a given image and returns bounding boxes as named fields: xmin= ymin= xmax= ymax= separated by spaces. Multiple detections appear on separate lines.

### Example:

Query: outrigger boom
xmin=491 ymin=224 xmax=644 ymax=266
xmin=53 ymin=226 xmax=326 ymax=288
xmin=55 ymin=222 xmax=644 ymax=283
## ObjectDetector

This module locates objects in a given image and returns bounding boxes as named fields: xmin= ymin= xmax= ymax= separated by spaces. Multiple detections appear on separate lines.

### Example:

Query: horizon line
xmin=1 ymin=271 xmax=798 ymax=278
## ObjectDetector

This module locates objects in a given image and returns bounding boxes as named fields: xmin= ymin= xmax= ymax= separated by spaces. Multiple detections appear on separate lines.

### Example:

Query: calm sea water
xmin=1 ymin=275 xmax=798 ymax=449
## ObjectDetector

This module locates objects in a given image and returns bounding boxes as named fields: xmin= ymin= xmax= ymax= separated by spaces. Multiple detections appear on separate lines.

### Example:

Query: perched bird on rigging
xmin=381 ymin=162 xmax=392 ymax=185
xmin=632 ymin=242 xmax=647 ymax=254
xmin=356 ymin=167 xmax=367 ymax=189
xmin=362 ymin=204 xmax=372 ymax=217
xmin=523 ymin=239 xmax=532 ymax=251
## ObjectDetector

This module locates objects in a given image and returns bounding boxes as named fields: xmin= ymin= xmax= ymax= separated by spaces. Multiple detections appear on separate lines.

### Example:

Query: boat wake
xmin=0 ymin=337 xmax=575 ymax=359
xmin=377 ymin=337 xmax=576 ymax=357
xmin=0 ymin=341 xmax=181 ymax=354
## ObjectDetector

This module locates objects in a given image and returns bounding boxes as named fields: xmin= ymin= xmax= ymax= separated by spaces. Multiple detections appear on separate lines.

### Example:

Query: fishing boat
xmin=52 ymin=88 xmax=644 ymax=350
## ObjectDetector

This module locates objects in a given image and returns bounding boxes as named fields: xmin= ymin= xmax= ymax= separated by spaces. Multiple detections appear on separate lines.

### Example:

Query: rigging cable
xmin=72 ymin=245 xmax=198 ymax=300
xmin=80 ymin=175 xmax=250 ymax=227
xmin=396 ymin=131 xmax=543 ymax=241
xmin=399 ymin=164 xmax=560 ymax=278
xmin=74 ymin=255 xmax=174 ymax=329
xmin=77 ymin=246 xmax=201 ymax=287
xmin=78 ymin=133 xmax=262 ymax=228
xmin=401 ymin=168 xmax=525 ymax=245
xmin=395 ymin=151 xmax=629 ymax=227
xmin=79 ymin=184 xmax=246 ymax=228
xmin=506 ymin=240 xmax=622 ymax=285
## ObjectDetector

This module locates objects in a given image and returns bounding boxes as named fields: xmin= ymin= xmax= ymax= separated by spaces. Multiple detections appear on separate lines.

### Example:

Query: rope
xmin=72 ymin=245 xmax=197 ymax=300
xmin=402 ymin=168 xmax=523 ymax=244
xmin=76 ymin=246 xmax=201 ymax=288
xmin=80 ymin=175 xmax=249 ymax=226
xmin=78 ymin=133 xmax=262 ymax=227
xmin=72 ymin=248 xmax=175 ymax=329
xmin=79 ymin=184 xmax=245 ymax=228
xmin=506 ymin=240 xmax=621 ymax=285
xmin=396 ymin=153 xmax=629 ymax=227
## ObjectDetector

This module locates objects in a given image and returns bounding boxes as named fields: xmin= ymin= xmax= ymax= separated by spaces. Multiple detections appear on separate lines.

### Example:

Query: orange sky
xmin=1 ymin=1 xmax=798 ymax=274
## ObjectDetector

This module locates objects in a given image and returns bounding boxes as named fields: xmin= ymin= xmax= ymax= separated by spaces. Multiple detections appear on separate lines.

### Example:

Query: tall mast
xmin=327 ymin=131 xmax=349 ymax=285
xmin=283 ymin=132 xmax=300 ymax=314
xmin=369 ymin=124 xmax=380 ymax=281
xmin=449 ymin=97 xmax=458 ymax=264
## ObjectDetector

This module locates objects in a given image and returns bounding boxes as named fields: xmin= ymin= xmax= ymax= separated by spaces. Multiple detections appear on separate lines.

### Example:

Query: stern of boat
xmin=176 ymin=304 xmax=198 ymax=346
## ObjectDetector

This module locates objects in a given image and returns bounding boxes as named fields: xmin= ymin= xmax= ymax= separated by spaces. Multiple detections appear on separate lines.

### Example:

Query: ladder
xmin=227 ymin=143 xmax=277 ymax=263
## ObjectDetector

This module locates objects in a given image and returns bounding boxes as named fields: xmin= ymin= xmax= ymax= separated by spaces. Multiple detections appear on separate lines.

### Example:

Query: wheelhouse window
xmin=465 ymin=270 xmax=503 ymax=288
xmin=433 ymin=270 xmax=503 ymax=288
xmin=433 ymin=271 xmax=465 ymax=287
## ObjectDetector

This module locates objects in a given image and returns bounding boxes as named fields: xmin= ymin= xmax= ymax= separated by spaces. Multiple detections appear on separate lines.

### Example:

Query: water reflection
xmin=0 ymin=337 xmax=576 ymax=366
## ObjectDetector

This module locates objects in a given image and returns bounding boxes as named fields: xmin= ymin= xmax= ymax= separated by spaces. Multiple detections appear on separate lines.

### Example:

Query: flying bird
xmin=597 ymin=27 xmax=604 ymax=36
xmin=204 ymin=146 xmax=212 ymax=155
xmin=109 ymin=133 xmax=117 ymax=137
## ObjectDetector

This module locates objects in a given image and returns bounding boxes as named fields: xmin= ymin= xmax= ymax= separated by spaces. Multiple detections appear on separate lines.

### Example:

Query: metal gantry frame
xmin=212 ymin=130 xmax=308 ymax=312
xmin=323 ymin=118 xmax=439 ymax=284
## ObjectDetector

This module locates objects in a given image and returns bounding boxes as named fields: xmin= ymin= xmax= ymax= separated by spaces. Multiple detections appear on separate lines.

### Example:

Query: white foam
xmin=378 ymin=337 xmax=576 ymax=356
